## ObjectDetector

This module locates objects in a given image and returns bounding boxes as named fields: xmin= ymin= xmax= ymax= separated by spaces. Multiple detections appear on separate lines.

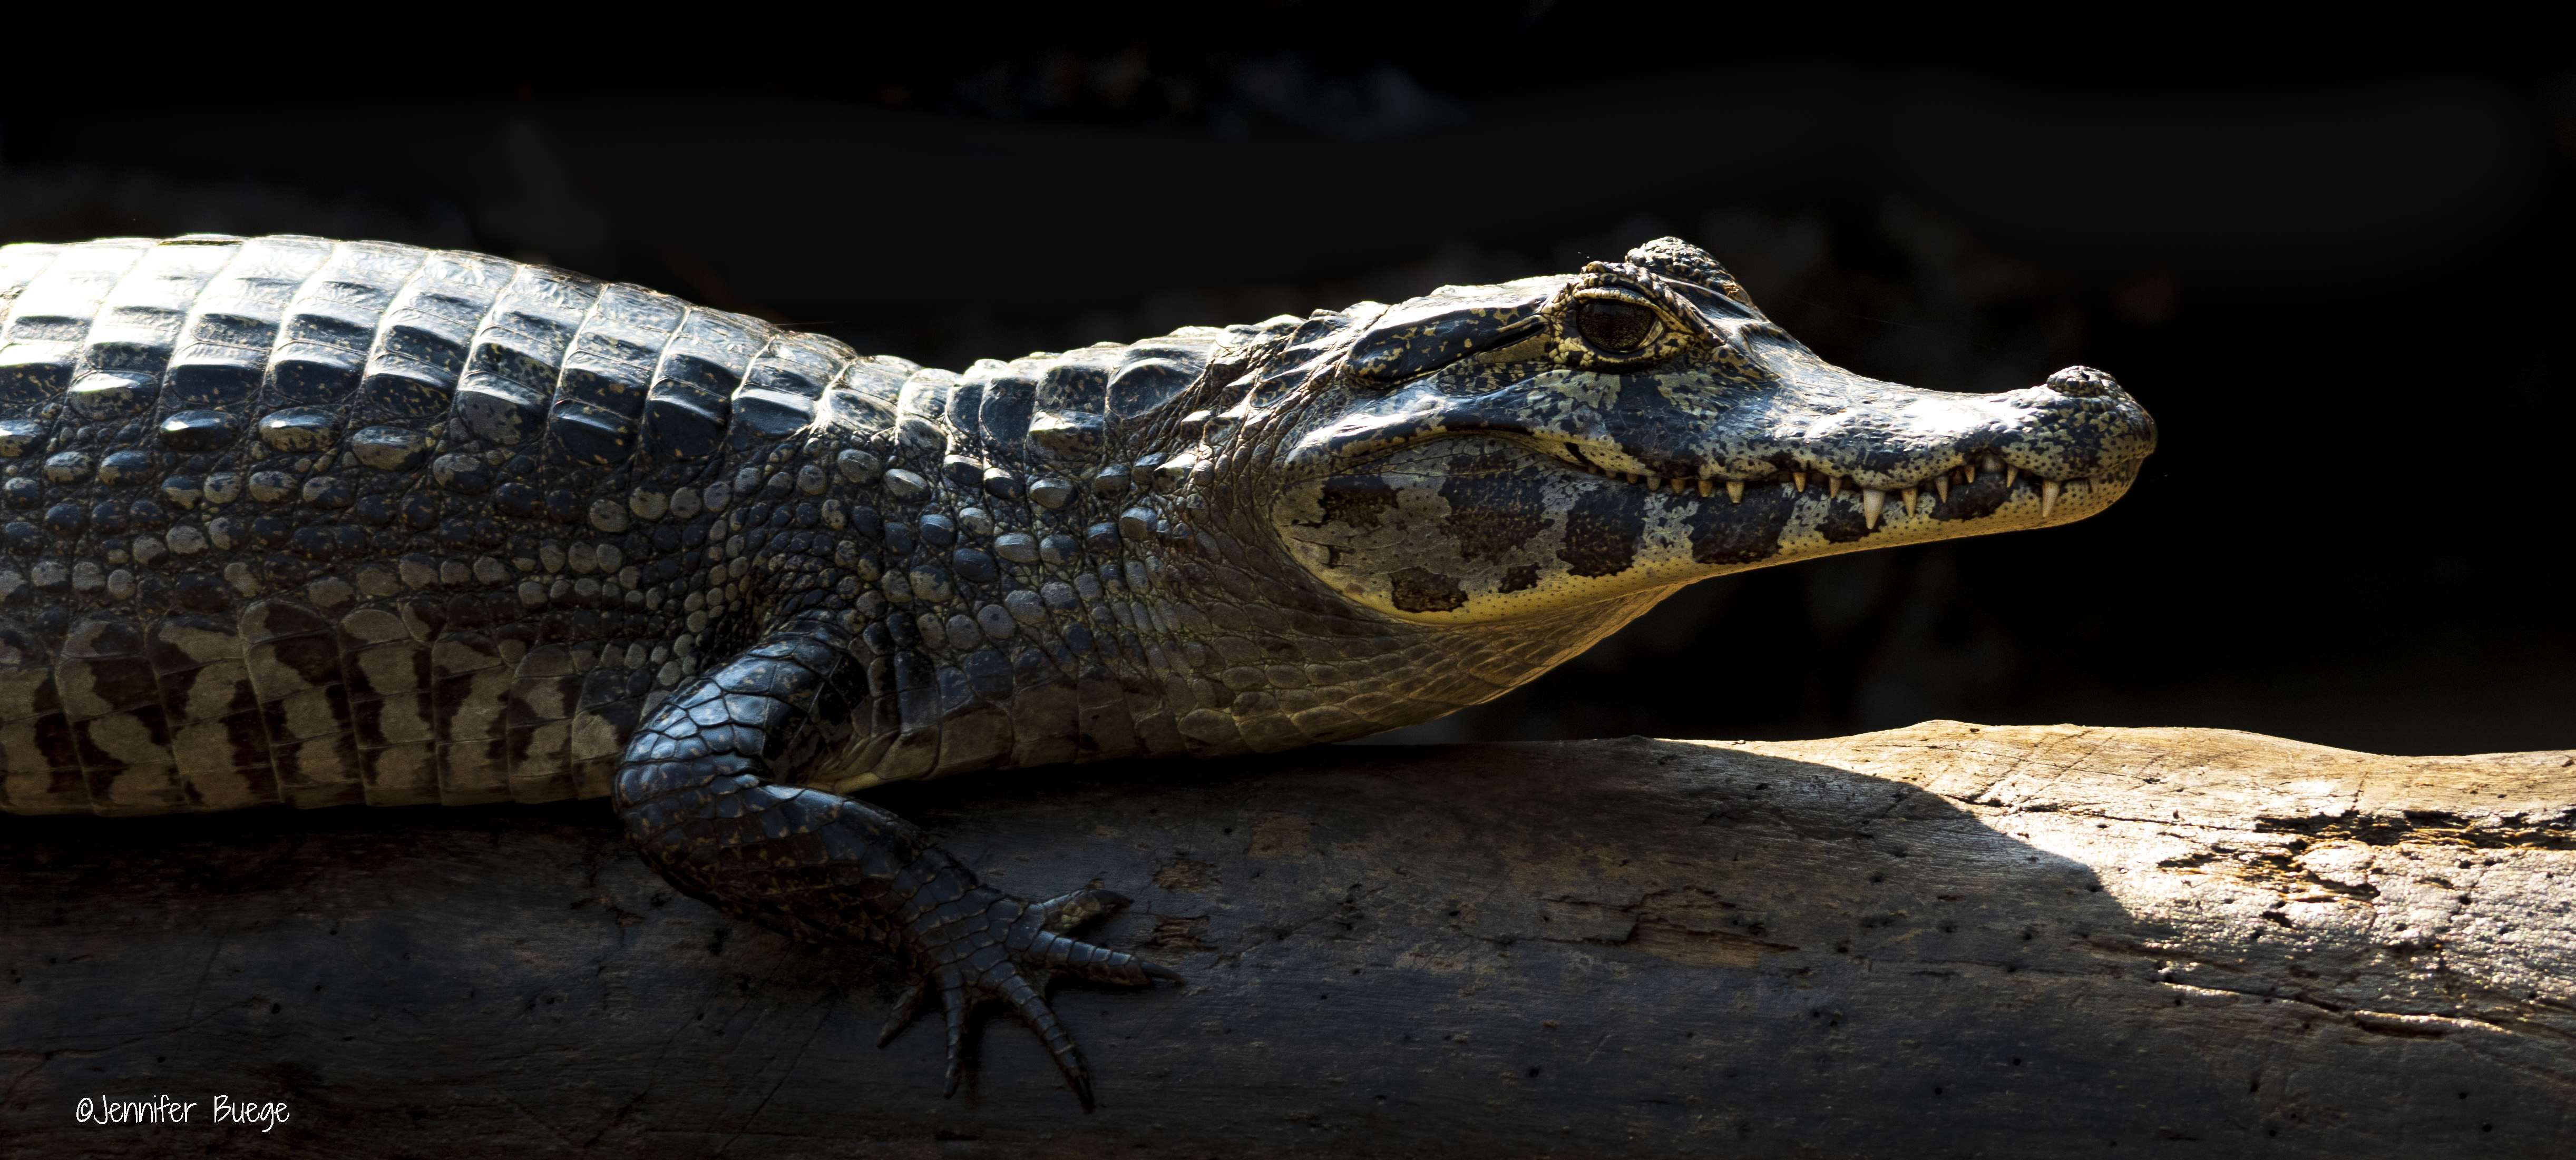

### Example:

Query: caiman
xmin=0 ymin=233 xmax=2155 ymax=1107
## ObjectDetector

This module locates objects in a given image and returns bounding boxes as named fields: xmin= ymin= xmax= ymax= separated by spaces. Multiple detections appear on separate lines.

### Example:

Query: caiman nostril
xmin=2045 ymin=366 xmax=2121 ymax=398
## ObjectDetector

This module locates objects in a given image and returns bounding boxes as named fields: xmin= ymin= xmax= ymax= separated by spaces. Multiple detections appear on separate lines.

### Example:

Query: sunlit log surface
xmin=8 ymin=722 xmax=2575 ymax=1158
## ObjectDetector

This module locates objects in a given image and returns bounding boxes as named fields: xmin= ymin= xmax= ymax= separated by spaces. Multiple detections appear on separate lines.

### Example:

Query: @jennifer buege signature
xmin=75 ymin=1094 xmax=291 ymax=1132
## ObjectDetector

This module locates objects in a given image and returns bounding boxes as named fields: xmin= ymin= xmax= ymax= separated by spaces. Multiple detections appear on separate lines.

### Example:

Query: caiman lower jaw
xmin=1271 ymin=434 xmax=2144 ymax=628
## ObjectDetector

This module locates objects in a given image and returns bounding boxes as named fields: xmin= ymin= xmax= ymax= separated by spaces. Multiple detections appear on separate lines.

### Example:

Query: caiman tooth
xmin=1792 ymin=471 xmax=1808 ymax=493
xmin=1934 ymin=477 xmax=1950 ymax=504
xmin=1669 ymin=477 xmax=1687 ymax=495
xmin=1827 ymin=476 xmax=1842 ymax=499
xmin=1726 ymin=480 xmax=1744 ymax=504
xmin=1862 ymin=488 xmax=1886 ymax=529
xmin=2040 ymin=478 xmax=2061 ymax=518
xmin=1900 ymin=487 xmax=1918 ymax=516
xmin=2004 ymin=466 xmax=2019 ymax=491
xmin=1697 ymin=479 xmax=1714 ymax=498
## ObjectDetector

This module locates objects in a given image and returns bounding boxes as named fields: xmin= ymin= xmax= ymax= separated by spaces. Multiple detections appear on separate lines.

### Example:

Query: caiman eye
xmin=1575 ymin=297 xmax=1659 ymax=353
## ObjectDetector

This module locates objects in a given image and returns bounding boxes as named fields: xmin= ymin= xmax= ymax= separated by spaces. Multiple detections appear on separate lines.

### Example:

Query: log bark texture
xmin=7 ymin=722 xmax=2576 ymax=1158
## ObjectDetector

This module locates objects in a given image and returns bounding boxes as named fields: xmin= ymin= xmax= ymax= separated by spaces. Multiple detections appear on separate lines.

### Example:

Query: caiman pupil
xmin=1575 ymin=296 xmax=1659 ymax=352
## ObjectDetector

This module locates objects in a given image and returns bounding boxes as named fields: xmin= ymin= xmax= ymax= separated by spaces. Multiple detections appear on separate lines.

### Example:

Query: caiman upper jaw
xmin=1335 ymin=361 xmax=2153 ymax=532
xmin=1534 ymin=361 xmax=2154 ymax=529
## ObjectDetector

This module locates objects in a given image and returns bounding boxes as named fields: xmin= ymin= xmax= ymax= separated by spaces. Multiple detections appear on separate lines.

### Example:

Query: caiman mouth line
xmin=1546 ymin=446 xmax=2095 ymax=527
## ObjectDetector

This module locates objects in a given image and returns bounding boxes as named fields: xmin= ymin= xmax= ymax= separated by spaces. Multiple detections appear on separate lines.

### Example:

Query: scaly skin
xmin=0 ymin=233 xmax=2155 ymax=1106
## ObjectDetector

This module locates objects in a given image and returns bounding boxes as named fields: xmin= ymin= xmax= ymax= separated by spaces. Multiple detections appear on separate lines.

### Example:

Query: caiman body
xmin=0 ymin=233 xmax=2154 ymax=1105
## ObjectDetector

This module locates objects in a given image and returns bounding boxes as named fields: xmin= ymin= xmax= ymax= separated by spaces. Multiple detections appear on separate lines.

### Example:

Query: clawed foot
xmin=876 ymin=886 xmax=1182 ymax=1110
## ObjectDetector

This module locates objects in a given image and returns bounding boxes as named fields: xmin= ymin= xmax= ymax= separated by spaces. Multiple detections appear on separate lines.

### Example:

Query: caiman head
xmin=1153 ymin=237 xmax=2153 ymax=711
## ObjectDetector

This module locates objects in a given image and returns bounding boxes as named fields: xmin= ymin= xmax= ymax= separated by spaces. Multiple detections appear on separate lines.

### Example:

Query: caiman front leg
xmin=611 ymin=614 xmax=1179 ymax=1109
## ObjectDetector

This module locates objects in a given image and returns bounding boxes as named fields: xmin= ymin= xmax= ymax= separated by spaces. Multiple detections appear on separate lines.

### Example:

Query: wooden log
xmin=6 ymin=722 xmax=2575 ymax=1157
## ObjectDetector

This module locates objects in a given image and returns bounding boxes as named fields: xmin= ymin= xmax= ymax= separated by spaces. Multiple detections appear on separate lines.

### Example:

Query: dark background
xmin=4 ymin=12 xmax=2569 ymax=756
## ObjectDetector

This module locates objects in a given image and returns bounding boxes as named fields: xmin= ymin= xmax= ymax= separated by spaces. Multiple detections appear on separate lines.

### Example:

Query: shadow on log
xmin=7 ymin=722 xmax=2575 ymax=1157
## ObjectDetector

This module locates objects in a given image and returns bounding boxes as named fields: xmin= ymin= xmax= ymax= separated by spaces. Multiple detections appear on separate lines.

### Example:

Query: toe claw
xmin=1036 ymin=888 xmax=1132 ymax=934
xmin=1005 ymin=983 xmax=1097 ymax=1112
xmin=879 ymin=980 xmax=930 ymax=1048
xmin=940 ymin=982 xmax=969 ymax=1098
xmin=1143 ymin=961 xmax=1184 ymax=983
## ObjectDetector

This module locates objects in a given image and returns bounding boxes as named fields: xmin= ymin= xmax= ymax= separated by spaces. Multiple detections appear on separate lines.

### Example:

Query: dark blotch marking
xmin=1816 ymin=496 xmax=1873 ymax=544
xmin=1558 ymin=486 xmax=1645 ymax=577
xmin=266 ymin=632 xmax=343 ymax=685
xmin=1684 ymin=485 xmax=1792 ymax=566
xmin=1931 ymin=475 xmax=2009 ymax=521
xmin=1498 ymin=565 xmax=1539 ymax=593
xmin=1312 ymin=474 xmax=1399 ymax=530
xmin=1387 ymin=567 xmax=1468 ymax=613
xmin=1435 ymin=453 xmax=1548 ymax=564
